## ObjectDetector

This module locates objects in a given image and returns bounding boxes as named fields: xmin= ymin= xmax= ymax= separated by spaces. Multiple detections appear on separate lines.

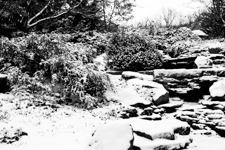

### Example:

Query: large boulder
xmin=106 ymin=74 xmax=169 ymax=108
xmin=121 ymin=119 xmax=192 ymax=150
xmin=133 ymin=85 xmax=169 ymax=106
xmin=209 ymin=79 xmax=225 ymax=101
xmin=121 ymin=119 xmax=191 ymax=140
xmin=194 ymin=56 xmax=213 ymax=68
xmin=87 ymin=119 xmax=192 ymax=150
xmin=192 ymin=30 xmax=208 ymax=37
xmin=85 ymin=122 xmax=134 ymax=150
xmin=192 ymin=30 xmax=208 ymax=36
xmin=105 ymin=87 xmax=151 ymax=108
xmin=151 ymin=88 xmax=169 ymax=106
xmin=125 ymin=78 xmax=169 ymax=106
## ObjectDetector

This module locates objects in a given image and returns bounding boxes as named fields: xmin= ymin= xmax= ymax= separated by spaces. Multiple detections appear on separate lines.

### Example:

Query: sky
xmin=127 ymin=0 xmax=209 ymax=24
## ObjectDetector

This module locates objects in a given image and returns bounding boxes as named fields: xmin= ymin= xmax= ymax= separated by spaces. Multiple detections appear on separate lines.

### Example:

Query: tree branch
xmin=217 ymin=1 xmax=225 ymax=25
xmin=28 ymin=10 xmax=69 ymax=28
xmin=101 ymin=0 xmax=107 ymax=28
xmin=107 ymin=0 xmax=117 ymax=29
xmin=28 ymin=1 xmax=51 ymax=25
xmin=220 ymin=11 xmax=225 ymax=24
xmin=70 ymin=0 xmax=84 ymax=10
xmin=27 ymin=0 xmax=84 ymax=29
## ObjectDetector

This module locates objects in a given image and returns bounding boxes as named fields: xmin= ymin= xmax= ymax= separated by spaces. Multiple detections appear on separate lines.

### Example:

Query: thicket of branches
xmin=195 ymin=0 xmax=225 ymax=37
xmin=0 ymin=0 xmax=135 ymax=37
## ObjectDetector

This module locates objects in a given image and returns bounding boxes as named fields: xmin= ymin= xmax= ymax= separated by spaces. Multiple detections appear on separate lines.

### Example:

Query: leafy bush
xmin=69 ymin=31 xmax=111 ymax=55
xmin=159 ymin=27 xmax=201 ymax=45
xmin=166 ymin=41 xmax=189 ymax=58
xmin=0 ymin=33 xmax=113 ymax=109
xmin=107 ymin=32 xmax=163 ymax=71
xmin=197 ymin=1 xmax=225 ymax=37
xmin=152 ymin=27 xmax=201 ymax=58
xmin=122 ymin=26 xmax=201 ymax=59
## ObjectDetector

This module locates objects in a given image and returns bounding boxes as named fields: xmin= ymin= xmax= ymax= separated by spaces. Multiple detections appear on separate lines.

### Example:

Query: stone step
xmin=162 ymin=57 xmax=196 ymax=69
xmin=153 ymin=68 xmax=225 ymax=101
xmin=162 ymin=54 xmax=225 ymax=69
xmin=106 ymin=70 xmax=123 ymax=75
xmin=208 ymin=54 xmax=225 ymax=60
xmin=163 ymin=56 xmax=197 ymax=63
xmin=154 ymin=68 xmax=225 ymax=79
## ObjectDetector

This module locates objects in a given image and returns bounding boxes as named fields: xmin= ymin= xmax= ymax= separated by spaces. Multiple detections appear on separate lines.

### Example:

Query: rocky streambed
xmin=0 ymin=70 xmax=225 ymax=150
xmin=98 ymin=67 xmax=225 ymax=150
xmin=2 ymin=54 xmax=225 ymax=149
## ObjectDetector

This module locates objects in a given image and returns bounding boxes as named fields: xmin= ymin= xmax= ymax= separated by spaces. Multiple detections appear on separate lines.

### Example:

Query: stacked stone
xmin=161 ymin=44 xmax=225 ymax=69
xmin=107 ymin=71 xmax=185 ymax=120
xmin=175 ymin=108 xmax=225 ymax=136
xmin=209 ymin=54 xmax=225 ymax=66
xmin=153 ymin=68 xmax=225 ymax=101
xmin=162 ymin=56 xmax=197 ymax=69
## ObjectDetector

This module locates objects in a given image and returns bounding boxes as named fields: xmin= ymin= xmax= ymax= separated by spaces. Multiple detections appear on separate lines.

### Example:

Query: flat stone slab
xmin=208 ymin=54 xmax=225 ymax=60
xmin=154 ymin=68 xmax=225 ymax=79
xmin=122 ymin=71 xmax=153 ymax=81
xmin=134 ymin=133 xmax=192 ymax=150
xmin=163 ymin=56 xmax=197 ymax=63
xmin=200 ymin=100 xmax=225 ymax=107
xmin=121 ymin=118 xmax=191 ymax=140
xmin=158 ymin=101 xmax=184 ymax=109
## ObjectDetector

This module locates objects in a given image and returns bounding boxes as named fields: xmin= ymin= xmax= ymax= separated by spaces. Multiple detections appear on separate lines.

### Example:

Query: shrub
xmin=160 ymin=27 xmax=201 ymax=45
xmin=122 ymin=27 xmax=201 ymax=59
xmin=154 ymin=27 xmax=201 ymax=58
xmin=69 ymin=31 xmax=111 ymax=55
xmin=0 ymin=33 xmax=113 ymax=109
xmin=166 ymin=41 xmax=189 ymax=58
xmin=107 ymin=32 xmax=163 ymax=71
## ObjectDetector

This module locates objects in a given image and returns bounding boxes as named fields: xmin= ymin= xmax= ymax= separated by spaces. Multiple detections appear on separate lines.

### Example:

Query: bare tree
xmin=162 ymin=7 xmax=178 ymax=28
xmin=100 ymin=0 xmax=135 ymax=31
xmin=176 ymin=14 xmax=185 ymax=27
xmin=193 ymin=0 xmax=225 ymax=36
